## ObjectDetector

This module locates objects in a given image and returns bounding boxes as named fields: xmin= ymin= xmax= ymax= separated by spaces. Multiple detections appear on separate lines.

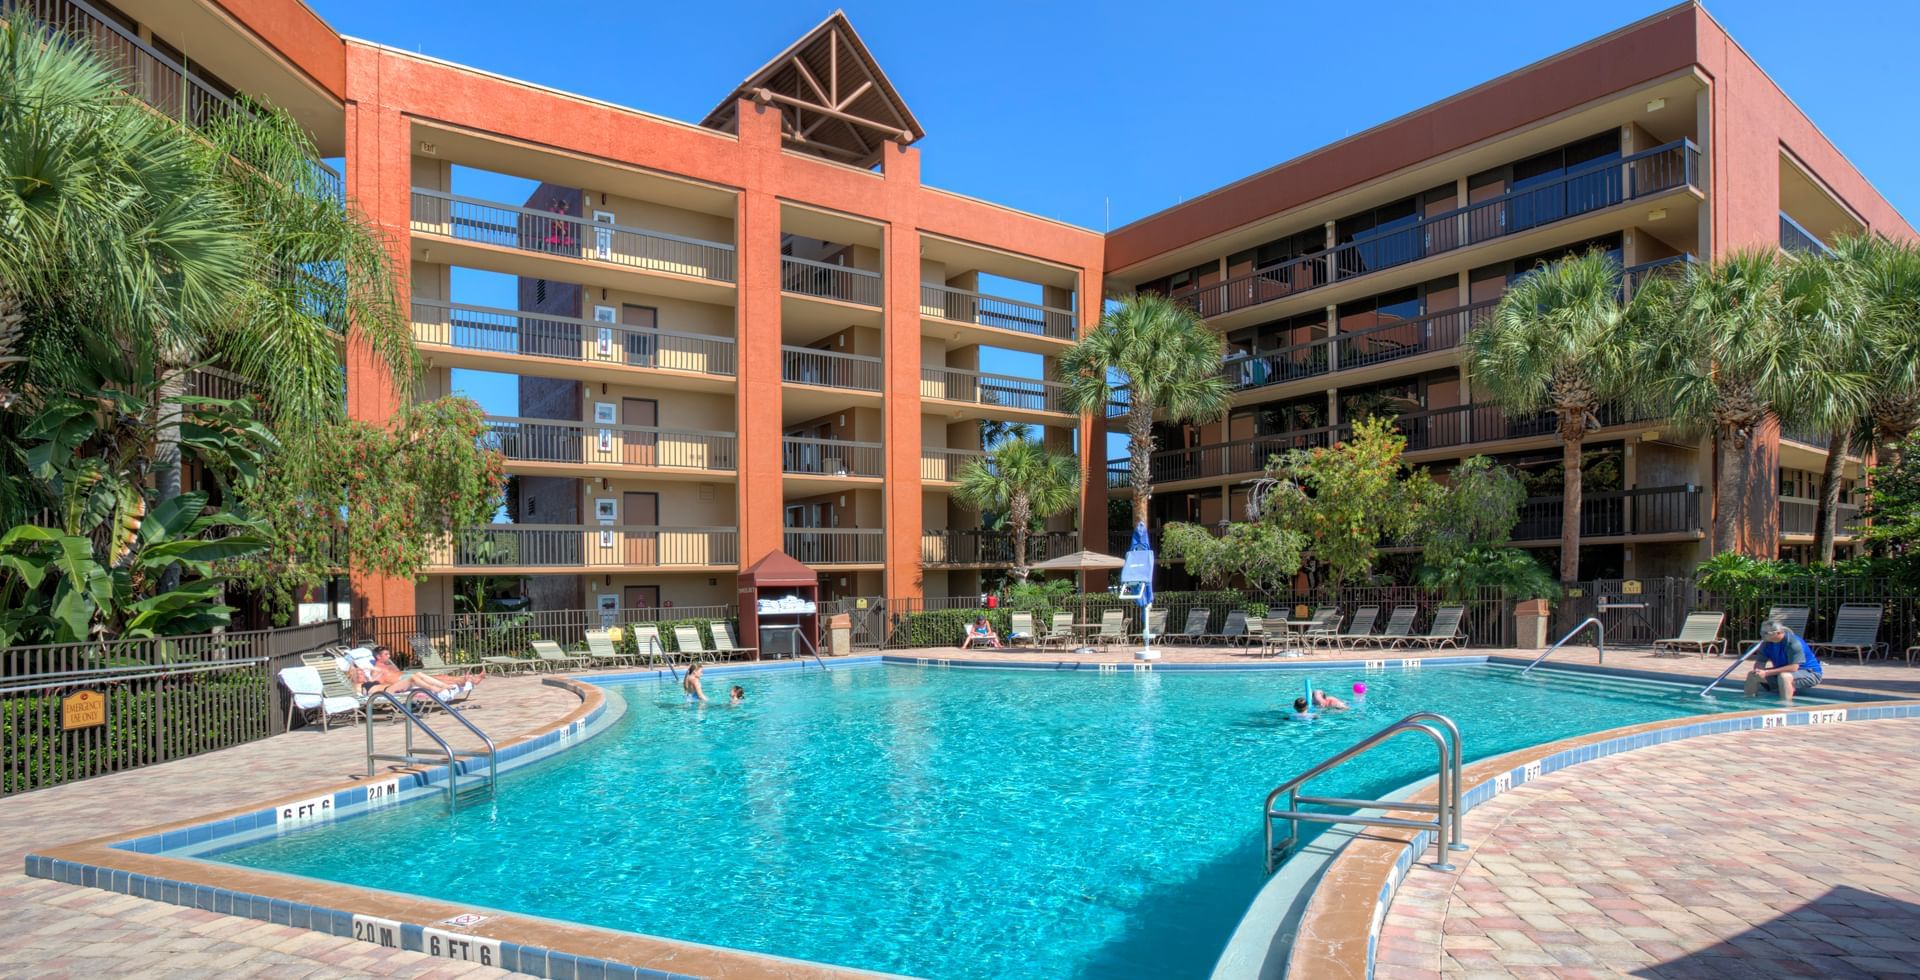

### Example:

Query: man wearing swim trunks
xmin=1745 ymin=620 xmax=1823 ymax=705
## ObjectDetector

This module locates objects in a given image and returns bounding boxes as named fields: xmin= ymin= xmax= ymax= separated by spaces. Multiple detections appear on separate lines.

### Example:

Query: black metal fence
xmin=1551 ymin=577 xmax=1920 ymax=653
xmin=360 ymin=607 xmax=738 ymax=663
xmin=1 ymin=621 xmax=348 ymax=796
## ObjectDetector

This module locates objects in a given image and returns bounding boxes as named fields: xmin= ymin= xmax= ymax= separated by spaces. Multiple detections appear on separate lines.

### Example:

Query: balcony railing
xmin=922 ymin=447 xmax=986 ymax=483
xmin=482 ymin=417 xmax=736 ymax=472
xmin=1620 ymin=254 xmax=1695 ymax=298
xmin=1222 ymin=300 xmax=1497 ymax=392
xmin=410 ymin=189 xmax=736 ymax=283
xmin=1779 ymin=499 xmax=1862 ymax=537
xmin=1171 ymin=139 xmax=1701 ymax=319
xmin=781 ymin=346 xmax=883 ymax=392
xmin=1394 ymin=401 xmax=1655 ymax=453
xmin=435 ymin=526 xmax=739 ymax=568
xmin=1779 ymin=213 xmax=1832 ymax=257
xmin=1116 ymin=427 xmax=1342 ymax=484
xmin=1511 ymin=485 xmax=1702 ymax=541
xmin=784 ymin=528 xmax=885 ymax=565
xmin=921 ymin=529 xmax=1078 ymax=566
xmin=920 ymin=366 xmax=1071 ymax=414
xmin=781 ymin=256 xmax=882 ymax=306
xmin=412 ymin=299 xmax=737 ymax=376
xmin=12 ymin=0 xmax=342 ymax=199
xmin=186 ymin=367 xmax=255 ymax=401
xmin=781 ymin=436 xmax=885 ymax=478
xmin=920 ymin=283 xmax=1075 ymax=341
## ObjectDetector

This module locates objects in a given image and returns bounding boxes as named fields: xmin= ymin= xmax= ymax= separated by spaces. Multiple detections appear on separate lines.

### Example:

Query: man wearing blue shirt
xmin=1744 ymin=620 xmax=1823 ymax=704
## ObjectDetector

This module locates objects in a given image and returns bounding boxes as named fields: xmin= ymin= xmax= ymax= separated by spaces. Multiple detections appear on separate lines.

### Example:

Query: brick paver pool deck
xmin=1374 ymin=718 xmax=1920 ymax=979
xmin=1 ymin=650 xmax=1915 ymax=977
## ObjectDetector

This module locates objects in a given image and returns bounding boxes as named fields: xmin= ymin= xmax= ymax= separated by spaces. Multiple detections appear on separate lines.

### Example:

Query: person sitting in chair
xmin=959 ymin=616 xmax=1002 ymax=649
xmin=1745 ymin=619 xmax=1823 ymax=705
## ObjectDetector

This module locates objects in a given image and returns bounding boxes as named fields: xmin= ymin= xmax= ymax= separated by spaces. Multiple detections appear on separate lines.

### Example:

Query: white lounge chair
xmin=280 ymin=666 xmax=362 ymax=731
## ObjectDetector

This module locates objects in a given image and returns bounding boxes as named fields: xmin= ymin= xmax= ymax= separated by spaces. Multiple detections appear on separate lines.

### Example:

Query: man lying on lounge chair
xmin=353 ymin=647 xmax=484 ymax=699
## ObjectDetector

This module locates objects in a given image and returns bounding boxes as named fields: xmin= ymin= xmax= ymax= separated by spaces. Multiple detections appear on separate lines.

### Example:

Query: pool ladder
xmin=364 ymin=691 xmax=499 ymax=814
xmin=1262 ymin=712 xmax=1465 ymax=874
xmin=1519 ymin=617 xmax=1605 ymax=675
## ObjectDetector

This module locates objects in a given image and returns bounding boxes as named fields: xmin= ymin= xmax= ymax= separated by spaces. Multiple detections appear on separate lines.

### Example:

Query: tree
xmin=1859 ymin=432 xmax=1920 ymax=560
xmin=1780 ymin=241 xmax=1874 ymax=563
xmin=1466 ymin=249 xmax=1636 ymax=582
xmin=1843 ymin=236 xmax=1920 ymax=470
xmin=1638 ymin=250 xmax=1861 ymax=555
xmin=1414 ymin=456 xmax=1527 ymax=567
xmin=1057 ymin=293 xmax=1232 ymax=527
xmin=952 ymin=435 xmax=1080 ymax=582
xmin=1161 ymin=520 xmax=1305 ymax=598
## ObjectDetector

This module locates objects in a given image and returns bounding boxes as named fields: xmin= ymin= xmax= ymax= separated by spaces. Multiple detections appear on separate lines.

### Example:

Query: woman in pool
xmin=683 ymin=662 xmax=707 ymax=703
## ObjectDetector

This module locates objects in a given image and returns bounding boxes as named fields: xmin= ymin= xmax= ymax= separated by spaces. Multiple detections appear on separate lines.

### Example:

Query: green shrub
xmin=2 ymin=675 xmax=270 ymax=795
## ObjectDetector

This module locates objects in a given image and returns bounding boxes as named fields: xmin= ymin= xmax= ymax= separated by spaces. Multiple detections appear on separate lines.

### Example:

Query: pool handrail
xmin=1263 ymin=712 xmax=1461 ymax=874
xmin=1520 ymin=617 xmax=1605 ymax=675
xmin=1700 ymin=640 xmax=1764 ymax=697
xmin=363 ymin=691 xmax=498 ymax=813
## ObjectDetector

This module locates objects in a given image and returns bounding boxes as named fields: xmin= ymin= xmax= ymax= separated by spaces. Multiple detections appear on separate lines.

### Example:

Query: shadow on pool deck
xmin=1629 ymin=885 xmax=1920 ymax=979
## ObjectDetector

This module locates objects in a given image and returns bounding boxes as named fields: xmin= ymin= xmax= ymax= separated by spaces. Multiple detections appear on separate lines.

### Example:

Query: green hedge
xmin=2 ymin=676 xmax=271 ymax=796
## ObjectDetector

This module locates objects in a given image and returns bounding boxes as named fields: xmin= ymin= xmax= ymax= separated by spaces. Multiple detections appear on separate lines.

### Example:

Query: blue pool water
xmin=209 ymin=663 xmax=1794 ymax=978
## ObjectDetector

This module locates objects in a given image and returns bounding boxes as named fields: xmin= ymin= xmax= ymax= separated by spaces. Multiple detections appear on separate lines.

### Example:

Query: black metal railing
xmin=921 ymin=365 xmax=1071 ymax=414
xmin=1779 ymin=499 xmax=1863 ymax=537
xmin=921 ymin=529 xmax=1078 ymax=566
xmin=922 ymin=447 xmax=987 ymax=483
xmin=1779 ymin=212 xmax=1832 ymax=257
xmin=1171 ymin=139 xmax=1700 ymax=318
xmin=920 ymin=283 xmax=1075 ymax=340
xmin=1221 ymin=300 xmax=1498 ymax=392
xmin=781 ymin=346 xmax=884 ymax=391
xmin=781 ymin=255 xmax=882 ymax=306
xmin=411 ymin=299 xmax=737 ymax=376
xmin=410 ymin=189 xmax=736 ymax=283
xmin=1620 ymin=254 xmax=1696 ymax=298
xmin=1511 ymin=485 xmax=1702 ymax=541
xmin=784 ymin=528 xmax=885 ymax=565
xmin=481 ymin=417 xmax=736 ymax=471
xmin=781 ymin=436 xmax=885 ymax=478
xmin=435 ymin=527 xmax=739 ymax=568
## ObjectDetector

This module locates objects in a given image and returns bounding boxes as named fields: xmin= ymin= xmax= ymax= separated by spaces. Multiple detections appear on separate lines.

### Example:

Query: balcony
xmin=781 ymin=346 xmax=883 ymax=392
xmin=431 ymin=526 xmax=739 ymax=570
xmin=922 ymin=447 xmax=987 ymax=484
xmin=785 ymin=528 xmax=885 ymax=565
xmin=1621 ymin=254 xmax=1695 ymax=298
xmin=1110 ymin=426 xmax=1342 ymax=486
xmin=412 ymin=299 xmax=736 ymax=388
xmin=1510 ymin=485 xmax=1702 ymax=542
xmin=921 ymin=529 xmax=1078 ymax=566
xmin=1223 ymin=300 xmax=1496 ymax=395
xmin=410 ymin=189 xmax=736 ymax=296
xmin=921 ymin=283 xmax=1076 ymax=348
xmin=1779 ymin=213 xmax=1832 ymax=257
xmin=1170 ymin=139 xmax=1701 ymax=321
xmin=481 ymin=417 xmax=736 ymax=476
xmin=1779 ymin=499 xmax=1862 ymax=538
xmin=1396 ymin=401 xmax=1655 ymax=454
xmin=781 ymin=256 xmax=882 ymax=307
xmin=921 ymin=365 xmax=1072 ymax=420
xmin=782 ymin=436 xmax=885 ymax=480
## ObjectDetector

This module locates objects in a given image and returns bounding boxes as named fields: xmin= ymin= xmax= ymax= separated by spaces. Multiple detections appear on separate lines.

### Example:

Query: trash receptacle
xmin=828 ymin=613 xmax=851 ymax=657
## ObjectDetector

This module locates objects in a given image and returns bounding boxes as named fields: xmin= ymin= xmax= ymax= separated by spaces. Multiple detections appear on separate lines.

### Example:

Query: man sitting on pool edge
xmin=1745 ymin=619 xmax=1823 ymax=704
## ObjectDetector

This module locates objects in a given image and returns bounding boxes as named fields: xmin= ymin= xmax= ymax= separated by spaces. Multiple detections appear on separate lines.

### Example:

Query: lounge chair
xmin=1810 ymin=603 xmax=1888 ymax=664
xmin=1740 ymin=606 xmax=1810 ymax=652
xmin=1302 ymin=606 xmax=1342 ymax=649
xmin=531 ymin=639 xmax=590 ymax=671
xmin=407 ymin=633 xmax=438 ymax=666
xmin=1209 ymin=610 xmax=1250 ymax=645
xmin=1094 ymin=608 xmax=1127 ymax=649
xmin=1168 ymin=608 xmax=1211 ymax=645
xmin=1396 ymin=605 xmax=1466 ymax=649
xmin=710 ymin=621 xmax=757 ymax=661
xmin=583 ymin=629 xmax=634 ymax=668
xmin=280 ymin=666 xmax=362 ymax=731
xmin=1332 ymin=605 xmax=1381 ymax=649
xmin=674 ymin=625 xmax=716 ymax=663
xmin=1132 ymin=608 xmax=1168 ymax=643
xmin=1361 ymin=606 xmax=1418 ymax=648
xmin=1006 ymin=611 xmax=1038 ymax=647
xmin=1653 ymin=612 xmax=1727 ymax=658
xmin=1039 ymin=612 xmax=1075 ymax=649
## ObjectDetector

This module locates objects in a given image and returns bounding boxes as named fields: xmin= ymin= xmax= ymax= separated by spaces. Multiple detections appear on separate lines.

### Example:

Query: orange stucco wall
xmin=208 ymin=0 xmax=346 ymax=99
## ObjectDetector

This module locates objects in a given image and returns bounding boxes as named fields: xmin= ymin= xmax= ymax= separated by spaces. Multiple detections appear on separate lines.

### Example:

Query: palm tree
xmin=1465 ymin=250 xmax=1636 ymax=582
xmin=952 ymin=436 xmax=1081 ymax=582
xmin=1847 ymin=236 xmax=1920 ymax=470
xmin=1057 ymin=293 xmax=1232 ymax=529
xmin=1638 ymin=250 xmax=1857 ymax=554
xmin=1781 ymin=241 xmax=1873 ymax=562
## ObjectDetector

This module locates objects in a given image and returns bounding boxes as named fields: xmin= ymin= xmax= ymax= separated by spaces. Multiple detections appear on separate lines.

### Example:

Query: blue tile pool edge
xmin=1254 ymin=700 xmax=1920 ymax=980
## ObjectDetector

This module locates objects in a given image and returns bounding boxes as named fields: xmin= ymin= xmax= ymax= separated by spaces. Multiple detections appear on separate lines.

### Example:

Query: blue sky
xmin=310 ymin=0 xmax=1920 ymax=450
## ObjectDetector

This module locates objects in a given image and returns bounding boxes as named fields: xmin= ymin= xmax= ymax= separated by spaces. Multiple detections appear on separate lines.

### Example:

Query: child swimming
xmin=1292 ymin=697 xmax=1316 ymax=721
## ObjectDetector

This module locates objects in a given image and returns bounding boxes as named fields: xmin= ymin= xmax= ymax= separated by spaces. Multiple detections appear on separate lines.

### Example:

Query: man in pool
xmin=1745 ymin=619 xmax=1823 ymax=704
xmin=1311 ymin=689 xmax=1349 ymax=712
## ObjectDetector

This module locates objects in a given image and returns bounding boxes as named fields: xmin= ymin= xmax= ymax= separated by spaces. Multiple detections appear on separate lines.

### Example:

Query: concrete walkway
xmin=0 ymin=674 xmax=581 ymax=979
xmin=1375 ymin=718 xmax=1920 ymax=979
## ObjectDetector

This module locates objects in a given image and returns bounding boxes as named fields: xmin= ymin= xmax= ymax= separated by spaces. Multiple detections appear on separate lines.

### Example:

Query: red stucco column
xmin=733 ymin=102 xmax=788 ymax=569
xmin=880 ymin=142 xmax=925 ymax=600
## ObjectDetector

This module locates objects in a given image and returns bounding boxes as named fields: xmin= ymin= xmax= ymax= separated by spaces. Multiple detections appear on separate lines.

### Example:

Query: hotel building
xmin=23 ymin=0 xmax=1910 ymax=619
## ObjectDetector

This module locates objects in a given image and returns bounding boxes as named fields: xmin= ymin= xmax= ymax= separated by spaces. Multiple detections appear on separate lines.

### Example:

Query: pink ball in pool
xmin=1353 ymin=681 xmax=1367 ymax=695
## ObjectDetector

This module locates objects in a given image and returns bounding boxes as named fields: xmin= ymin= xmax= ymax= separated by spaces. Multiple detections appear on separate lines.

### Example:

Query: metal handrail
xmin=363 ymin=691 xmax=497 ymax=814
xmin=1262 ymin=712 xmax=1461 ymax=874
xmin=1520 ymin=617 xmax=1604 ymax=674
xmin=1402 ymin=711 xmax=1466 ymax=850
xmin=1701 ymin=640 xmax=1764 ymax=697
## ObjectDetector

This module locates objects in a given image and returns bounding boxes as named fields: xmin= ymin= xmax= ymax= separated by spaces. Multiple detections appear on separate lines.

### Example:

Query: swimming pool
xmin=201 ymin=663 xmax=1808 ymax=978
